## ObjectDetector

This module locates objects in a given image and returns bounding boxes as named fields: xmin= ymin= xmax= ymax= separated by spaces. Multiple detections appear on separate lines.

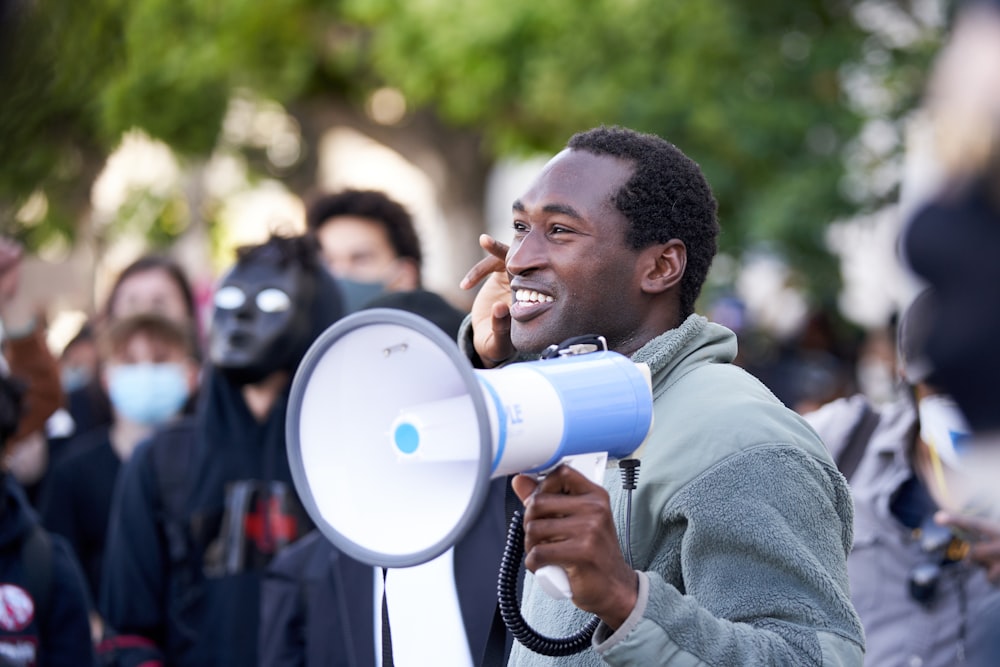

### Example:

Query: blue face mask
xmin=334 ymin=276 xmax=387 ymax=314
xmin=107 ymin=363 xmax=191 ymax=425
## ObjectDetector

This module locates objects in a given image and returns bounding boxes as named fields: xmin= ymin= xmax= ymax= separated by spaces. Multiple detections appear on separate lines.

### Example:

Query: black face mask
xmin=209 ymin=257 xmax=315 ymax=386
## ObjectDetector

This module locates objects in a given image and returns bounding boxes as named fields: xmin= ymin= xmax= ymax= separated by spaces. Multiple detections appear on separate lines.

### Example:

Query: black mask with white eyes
xmin=209 ymin=256 xmax=315 ymax=386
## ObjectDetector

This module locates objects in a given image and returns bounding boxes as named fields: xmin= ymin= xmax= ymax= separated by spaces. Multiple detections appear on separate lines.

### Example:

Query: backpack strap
xmin=836 ymin=401 xmax=881 ymax=483
xmin=20 ymin=525 xmax=53 ymax=635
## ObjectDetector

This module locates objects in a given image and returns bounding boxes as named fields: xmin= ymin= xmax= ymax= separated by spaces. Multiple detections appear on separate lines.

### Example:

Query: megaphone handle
xmin=534 ymin=565 xmax=573 ymax=600
xmin=530 ymin=452 xmax=608 ymax=601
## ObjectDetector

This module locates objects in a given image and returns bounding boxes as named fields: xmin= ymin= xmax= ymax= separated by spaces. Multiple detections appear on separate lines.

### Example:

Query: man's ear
xmin=639 ymin=240 xmax=686 ymax=295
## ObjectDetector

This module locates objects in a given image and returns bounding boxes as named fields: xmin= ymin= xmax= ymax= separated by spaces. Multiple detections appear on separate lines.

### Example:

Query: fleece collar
xmin=632 ymin=314 xmax=738 ymax=378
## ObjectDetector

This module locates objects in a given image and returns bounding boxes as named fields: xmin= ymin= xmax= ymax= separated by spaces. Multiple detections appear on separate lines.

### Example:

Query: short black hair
xmin=305 ymin=189 xmax=422 ymax=268
xmin=567 ymin=126 xmax=719 ymax=318
xmin=235 ymin=232 xmax=324 ymax=275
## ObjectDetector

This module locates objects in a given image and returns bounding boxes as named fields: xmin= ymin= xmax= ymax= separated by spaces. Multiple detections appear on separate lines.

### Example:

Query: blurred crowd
xmin=0 ymin=0 xmax=999 ymax=665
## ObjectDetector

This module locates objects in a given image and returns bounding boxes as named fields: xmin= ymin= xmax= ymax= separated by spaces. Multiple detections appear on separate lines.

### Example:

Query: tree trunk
xmin=288 ymin=96 xmax=492 ymax=310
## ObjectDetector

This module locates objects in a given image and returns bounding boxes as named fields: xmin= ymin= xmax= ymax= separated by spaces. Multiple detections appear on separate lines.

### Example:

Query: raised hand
xmin=459 ymin=234 xmax=515 ymax=368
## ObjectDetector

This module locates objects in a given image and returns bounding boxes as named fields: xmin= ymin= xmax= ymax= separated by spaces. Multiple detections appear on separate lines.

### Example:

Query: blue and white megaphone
xmin=286 ymin=308 xmax=653 ymax=596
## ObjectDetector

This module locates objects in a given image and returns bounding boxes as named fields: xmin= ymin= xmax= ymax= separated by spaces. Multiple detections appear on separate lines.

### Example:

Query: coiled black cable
xmin=497 ymin=508 xmax=600 ymax=656
xmin=496 ymin=459 xmax=641 ymax=657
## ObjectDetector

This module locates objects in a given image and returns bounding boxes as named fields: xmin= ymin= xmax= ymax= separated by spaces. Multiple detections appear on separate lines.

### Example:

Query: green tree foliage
xmin=342 ymin=0 xmax=939 ymax=304
xmin=0 ymin=0 xmax=941 ymax=302
xmin=0 ymin=1 xmax=123 ymax=247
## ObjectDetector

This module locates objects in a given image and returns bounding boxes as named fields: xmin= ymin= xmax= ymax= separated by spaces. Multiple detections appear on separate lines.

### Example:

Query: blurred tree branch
xmin=0 ymin=0 xmax=944 ymax=306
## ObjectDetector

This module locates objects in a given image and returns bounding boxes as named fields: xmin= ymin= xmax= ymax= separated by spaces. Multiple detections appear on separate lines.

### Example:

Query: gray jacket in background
xmin=806 ymin=394 xmax=1000 ymax=667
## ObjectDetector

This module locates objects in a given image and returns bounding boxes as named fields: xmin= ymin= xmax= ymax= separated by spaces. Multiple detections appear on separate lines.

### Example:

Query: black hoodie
xmin=0 ymin=474 xmax=94 ymax=666
xmin=100 ymin=257 xmax=344 ymax=667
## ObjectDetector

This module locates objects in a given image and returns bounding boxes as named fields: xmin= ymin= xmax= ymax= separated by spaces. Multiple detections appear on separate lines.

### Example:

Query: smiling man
xmin=462 ymin=126 xmax=864 ymax=666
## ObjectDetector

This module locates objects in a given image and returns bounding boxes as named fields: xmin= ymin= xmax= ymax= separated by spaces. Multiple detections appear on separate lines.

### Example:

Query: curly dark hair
xmin=567 ymin=126 xmax=719 ymax=318
xmin=305 ymin=189 xmax=422 ymax=268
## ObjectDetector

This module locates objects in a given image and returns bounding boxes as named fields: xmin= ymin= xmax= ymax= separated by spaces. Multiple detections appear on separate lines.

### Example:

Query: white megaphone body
xmin=286 ymin=308 xmax=653 ymax=599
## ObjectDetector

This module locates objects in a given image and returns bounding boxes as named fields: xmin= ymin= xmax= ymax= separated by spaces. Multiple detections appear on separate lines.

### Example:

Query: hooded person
xmin=39 ymin=312 xmax=200 ymax=652
xmin=99 ymin=234 xmax=345 ymax=667
xmin=257 ymin=291 xmax=507 ymax=667
xmin=0 ymin=371 xmax=95 ymax=666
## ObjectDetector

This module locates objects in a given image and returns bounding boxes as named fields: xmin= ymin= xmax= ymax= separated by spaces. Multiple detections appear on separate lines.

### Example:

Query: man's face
xmin=315 ymin=216 xmax=412 ymax=290
xmin=209 ymin=257 xmax=310 ymax=383
xmin=506 ymin=149 xmax=648 ymax=355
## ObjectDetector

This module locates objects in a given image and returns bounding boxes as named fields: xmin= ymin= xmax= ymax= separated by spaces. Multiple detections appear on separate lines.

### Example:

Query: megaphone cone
xmin=286 ymin=308 xmax=652 ymax=570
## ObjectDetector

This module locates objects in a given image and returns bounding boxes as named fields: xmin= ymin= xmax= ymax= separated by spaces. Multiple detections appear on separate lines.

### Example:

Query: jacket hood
xmin=186 ymin=266 xmax=344 ymax=513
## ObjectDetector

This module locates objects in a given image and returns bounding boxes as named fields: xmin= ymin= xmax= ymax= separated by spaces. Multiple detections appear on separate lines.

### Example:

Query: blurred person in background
xmin=100 ymin=233 xmax=343 ymax=667
xmin=0 ymin=365 xmax=95 ymax=665
xmin=805 ymin=288 xmax=1000 ymax=667
xmin=40 ymin=312 xmax=200 ymax=641
xmin=57 ymin=321 xmax=99 ymax=397
xmin=901 ymin=6 xmax=1000 ymax=601
xmin=903 ymin=0 xmax=1000 ymax=442
xmin=0 ymin=238 xmax=64 ymax=502
xmin=746 ymin=309 xmax=860 ymax=415
xmin=37 ymin=254 xmax=201 ymax=516
xmin=60 ymin=255 xmax=201 ymax=443
xmin=259 ymin=204 xmax=505 ymax=665
xmin=852 ymin=313 xmax=902 ymax=408
xmin=305 ymin=188 xmax=465 ymax=333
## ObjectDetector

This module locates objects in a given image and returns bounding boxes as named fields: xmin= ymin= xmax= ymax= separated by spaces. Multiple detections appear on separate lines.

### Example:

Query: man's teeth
xmin=514 ymin=290 xmax=554 ymax=303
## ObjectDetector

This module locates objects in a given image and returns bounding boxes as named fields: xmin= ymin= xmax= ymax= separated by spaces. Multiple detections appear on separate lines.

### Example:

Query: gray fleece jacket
xmin=508 ymin=315 xmax=865 ymax=666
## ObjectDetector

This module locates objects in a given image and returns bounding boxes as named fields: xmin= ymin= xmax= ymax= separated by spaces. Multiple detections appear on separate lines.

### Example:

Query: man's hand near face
xmin=459 ymin=234 xmax=515 ymax=368
xmin=512 ymin=465 xmax=639 ymax=630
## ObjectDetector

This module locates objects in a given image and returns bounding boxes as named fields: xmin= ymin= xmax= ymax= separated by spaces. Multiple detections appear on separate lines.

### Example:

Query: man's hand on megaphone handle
xmin=513 ymin=465 xmax=639 ymax=631
xmin=460 ymin=234 xmax=515 ymax=368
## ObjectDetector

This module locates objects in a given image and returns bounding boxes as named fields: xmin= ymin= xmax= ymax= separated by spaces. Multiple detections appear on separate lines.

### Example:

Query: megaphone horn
xmin=286 ymin=308 xmax=653 ymax=571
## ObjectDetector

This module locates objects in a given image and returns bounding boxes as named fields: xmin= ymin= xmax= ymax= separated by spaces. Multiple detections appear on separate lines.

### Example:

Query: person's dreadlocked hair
xmin=235 ymin=233 xmax=325 ymax=275
xmin=305 ymin=189 xmax=423 ymax=269
xmin=567 ymin=126 xmax=719 ymax=318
